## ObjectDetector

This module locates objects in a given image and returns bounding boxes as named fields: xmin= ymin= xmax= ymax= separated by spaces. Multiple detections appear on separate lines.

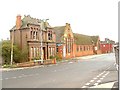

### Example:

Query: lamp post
xmin=39 ymin=19 xmax=49 ymax=63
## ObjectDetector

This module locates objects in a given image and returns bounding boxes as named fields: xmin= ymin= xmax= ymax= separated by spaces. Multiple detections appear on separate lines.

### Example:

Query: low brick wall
xmin=16 ymin=59 xmax=56 ymax=67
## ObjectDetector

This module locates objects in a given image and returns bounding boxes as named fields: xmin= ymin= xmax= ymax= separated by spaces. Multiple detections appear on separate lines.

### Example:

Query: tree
xmin=1 ymin=40 xmax=28 ymax=65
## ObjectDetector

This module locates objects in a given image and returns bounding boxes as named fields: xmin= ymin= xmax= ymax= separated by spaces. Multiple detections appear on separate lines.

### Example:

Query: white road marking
xmin=102 ymin=75 xmax=106 ymax=78
xmin=12 ymin=77 xmax=17 ymax=79
xmin=85 ymin=83 xmax=90 ymax=85
xmin=94 ymin=83 xmax=99 ymax=86
xmin=97 ymin=75 xmax=100 ymax=77
xmin=97 ymin=80 xmax=101 ymax=83
xmin=90 ymin=80 xmax=94 ymax=82
xmin=5 ymin=78 xmax=9 ymax=80
xmin=82 ymin=86 xmax=88 ymax=88
xmin=18 ymin=76 xmax=22 ymax=78
xmin=93 ymin=78 xmax=97 ymax=80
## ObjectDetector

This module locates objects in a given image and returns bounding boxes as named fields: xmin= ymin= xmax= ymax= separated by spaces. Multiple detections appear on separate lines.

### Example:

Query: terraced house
xmin=10 ymin=15 xmax=56 ymax=61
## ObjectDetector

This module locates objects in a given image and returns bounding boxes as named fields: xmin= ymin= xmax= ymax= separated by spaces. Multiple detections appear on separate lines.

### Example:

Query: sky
xmin=0 ymin=0 xmax=119 ymax=42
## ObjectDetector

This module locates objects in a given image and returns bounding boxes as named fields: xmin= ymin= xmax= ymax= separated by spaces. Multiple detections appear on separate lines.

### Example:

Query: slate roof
xmin=53 ymin=26 xmax=65 ymax=43
xmin=11 ymin=15 xmax=52 ymax=31
xmin=53 ymin=26 xmax=100 ymax=45
xmin=91 ymin=36 xmax=99 ymax=45
xmin=100 ymin=40 xmax=115 ymax=44
xmin=73 ymin=33 xmax=93 ymax=45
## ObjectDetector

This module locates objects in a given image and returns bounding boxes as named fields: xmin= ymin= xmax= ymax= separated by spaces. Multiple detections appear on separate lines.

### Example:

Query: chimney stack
xmin=16 ymin=15 xmax=21 ymax=29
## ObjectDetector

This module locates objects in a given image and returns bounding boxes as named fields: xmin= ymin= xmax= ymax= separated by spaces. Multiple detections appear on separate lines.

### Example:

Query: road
xmin=2 ymin=53 xmax=118 ymax=88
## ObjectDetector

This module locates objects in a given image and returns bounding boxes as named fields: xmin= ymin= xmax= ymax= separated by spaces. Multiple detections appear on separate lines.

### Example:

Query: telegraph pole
xmin=11 ymin=30 xmax=14 ymax=65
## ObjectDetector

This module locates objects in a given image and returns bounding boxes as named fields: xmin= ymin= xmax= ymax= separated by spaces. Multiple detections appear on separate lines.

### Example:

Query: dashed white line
xmin=85 ymin=83 xmax=90 ymax=85
xmin=94 ymin=83 xmax=99 ymax=86
xmin=90 ymin=80 xmax=94 ymax=82
xmin=93 ymin=78 xmax=97 ymax=80
xmin=97 ymin=75 xmax=100 ymax=78
xmin=12 ymin=77 xmax=17 ymax=79
xmin=102 ymin=75 xmax=106 ymax=78
xmin=82 ymin=86 xmax=88 ymax=88
xmin=97 ymin=80 xmax=101 ymax=83
xmin=18 ymin=76 xmax=22 ymax=78
xmin=5 ymin=78 xmax=9 ymax=80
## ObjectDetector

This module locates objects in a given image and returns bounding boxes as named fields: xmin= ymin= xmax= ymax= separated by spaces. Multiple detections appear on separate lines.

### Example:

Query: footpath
xmin=2 ymin=53 xmax=112 ymax=72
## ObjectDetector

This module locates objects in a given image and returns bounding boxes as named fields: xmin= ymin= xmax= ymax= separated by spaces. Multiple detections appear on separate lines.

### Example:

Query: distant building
xmin=100 ymin=38 xmax=115 ymax=53
xmin=10 ymin=15 xmax=56 ymax=61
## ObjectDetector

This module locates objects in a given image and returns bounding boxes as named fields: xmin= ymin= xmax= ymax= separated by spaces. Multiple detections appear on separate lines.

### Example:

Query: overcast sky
xmin=0 ymin=0 xmax=118 ymax=42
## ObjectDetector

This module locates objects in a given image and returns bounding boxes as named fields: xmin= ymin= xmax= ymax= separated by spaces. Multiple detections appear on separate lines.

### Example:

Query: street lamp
xmin=39 ymin=19 xmax=49 ymax=64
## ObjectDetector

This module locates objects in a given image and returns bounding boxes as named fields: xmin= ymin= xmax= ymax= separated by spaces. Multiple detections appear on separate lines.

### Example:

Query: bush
xmin=49 ymin=55 xmax=55 ymax=59
xmin=2 ymin=40 xmax=28 ymax=65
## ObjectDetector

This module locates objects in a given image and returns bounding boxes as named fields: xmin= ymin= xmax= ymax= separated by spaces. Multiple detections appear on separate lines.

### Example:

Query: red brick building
xmin=10 ymin=15 xmax=56 ymax=61
xmin=53 ymin=23 xmax=101 ymax=59
xmin=10 ymin=15 xmax=102 ymax=62
xmin=53 ymin=23 xmax=74 ymax=59
xmin=100 ymin=38 xmax=115 ymax=53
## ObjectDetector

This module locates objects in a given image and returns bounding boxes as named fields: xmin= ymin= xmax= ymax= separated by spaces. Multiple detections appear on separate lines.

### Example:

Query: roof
xmin=73 ymin=33 xmax=93 ymax=45
xmin=11 ymin=15 xmax=52 ymax=31
xmin=53 ymin=26 xmax=65 ymax=43
xmin=100 ymin=40 xmax=115 ymax=44
xmin=91 ymin=36 xmax=99 ymax=45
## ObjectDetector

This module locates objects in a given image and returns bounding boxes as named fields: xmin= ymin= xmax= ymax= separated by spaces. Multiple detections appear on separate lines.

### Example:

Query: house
xmin=10 ymin=15 xmax=56 ymax=61
xmin=100 ymin=38 xmax=115 ymax=53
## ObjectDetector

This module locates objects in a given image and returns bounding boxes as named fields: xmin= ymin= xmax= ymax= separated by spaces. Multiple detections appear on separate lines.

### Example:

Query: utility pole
xmin=39 ymin=19 xmax=49 ymax=64
xmin=11 ymin=30 xmax=14 ymax=65
xmin=40 ymin=20 xmax=43 ymax=64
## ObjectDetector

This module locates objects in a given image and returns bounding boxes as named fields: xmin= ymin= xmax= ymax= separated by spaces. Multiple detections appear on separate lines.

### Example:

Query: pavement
xmin=1 ymin=53 xmax=108 ymax=72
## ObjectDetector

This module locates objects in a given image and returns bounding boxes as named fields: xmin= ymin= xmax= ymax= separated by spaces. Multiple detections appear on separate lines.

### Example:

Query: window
xmin=84 ymin=46 xmax=86 ymax=51
xmin=56 ymin=48 xmax=58 ymax=53
xmin=33 ymin=31 xmax=36 ymax=39
xmin=30 ymin=31 xmax=32 ymax=39
xmin=48 ymin=31 xmax=52 ymax=40
xmin=80 ymin=46 xmax=82 ymax=51
xmin=36 ymin=32 xmax=38 ymax=39
xmin=68 ymin=39 xmax=71 ymax=53
xmin=77 ymin=46 xmax=79 ymax=52
xmin=31 ymin=27 xmax=33 ymax=30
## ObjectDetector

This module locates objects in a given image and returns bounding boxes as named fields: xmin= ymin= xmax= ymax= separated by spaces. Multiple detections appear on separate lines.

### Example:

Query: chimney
xmin=16 ymin=15 xmax=21 ymax=29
